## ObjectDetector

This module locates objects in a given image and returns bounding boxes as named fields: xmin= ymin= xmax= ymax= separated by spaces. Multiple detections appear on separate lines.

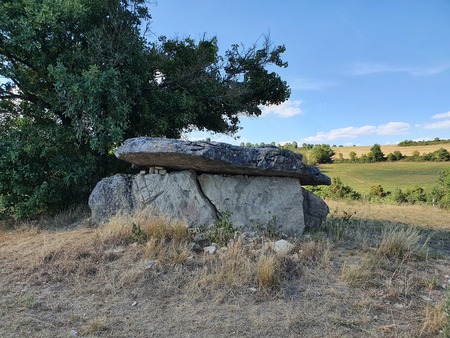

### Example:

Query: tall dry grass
xmin=326 ymin=199 xmax=450 ymax=230
xmin=1 ymin=204 xmax=449 ymax=337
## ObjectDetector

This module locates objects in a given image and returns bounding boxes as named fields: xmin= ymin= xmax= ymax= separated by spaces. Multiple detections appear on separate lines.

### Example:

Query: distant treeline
xmin=335 ymin=146 xmax=450 ymax=163
xmin=398 ymin=137 xmax=450 ymax=147
xmin=239 ymin=139 xmax=450 ymax=165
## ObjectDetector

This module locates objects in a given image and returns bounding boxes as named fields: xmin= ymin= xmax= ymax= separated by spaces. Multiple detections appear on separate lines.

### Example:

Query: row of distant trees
xmin=335 ymin=144 xmax=450 ymax=163
xmin=398 ymin=137 xmax=450 ymax=147
xmin=240 ymin=141 xmax=450 ymax=165
xmin=307 ymin=169 xmax=450 ymax=209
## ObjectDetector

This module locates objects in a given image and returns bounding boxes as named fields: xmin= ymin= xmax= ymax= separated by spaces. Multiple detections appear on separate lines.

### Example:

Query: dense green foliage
xmin=306 ymin=144 xmax=335 ymax=165
xmin=0 ymin=0 xmax=290 ymax=218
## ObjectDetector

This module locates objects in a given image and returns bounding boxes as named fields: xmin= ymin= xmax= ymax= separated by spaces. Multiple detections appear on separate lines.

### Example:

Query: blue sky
xmin=149 ymin=0 xmax=450 ymax=146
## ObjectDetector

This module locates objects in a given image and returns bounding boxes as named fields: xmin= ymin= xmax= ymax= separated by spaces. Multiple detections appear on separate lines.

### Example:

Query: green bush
xmin=391 ymin=188 xmax=407 ymax=204
xmin=308 ymin=177 xmax=361 ymax=201
xmin=403 ymin=185 xmax=427 ymax=204
xmin=207 ymin=212 xmax=237 ymax=245
xmin=369 ymin=184 xmax=388 ymax=199
xmin=429 ymin=169 xmax=450 ymax=209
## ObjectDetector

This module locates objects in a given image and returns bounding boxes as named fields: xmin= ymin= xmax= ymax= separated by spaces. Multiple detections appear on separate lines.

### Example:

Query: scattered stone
xmin=144 ymin=260 xmax=158 ymax=270
xmin=115 ymin=137 xmax=331 ymax=185
xmin=419 ymin=295 xmax=433 ymax=302
xmin=203 ymin=245 xmax=217 ymax=254
xmin=190 ymin=243 xmax=203 ymax=253
xmin=192 ymin=232 xmax=208 ymax=246
xmin=272 ymin=239 xmax=294 ymax=253
xmin=394 ymin=303 xmax=405 ymax=309
xmin=263 ymin=239 xmax=295 ymax=253
xmin=69 ymin=329 xmax=78 ymax=337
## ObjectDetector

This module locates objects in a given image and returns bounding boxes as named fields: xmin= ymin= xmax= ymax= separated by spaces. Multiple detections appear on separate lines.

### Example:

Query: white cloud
xmin=260 ymin=100 xmax=303 ymax=118
xmin=432 ymin=111 xmax=450 ymax=119
xmin=289 ymin=78 xmax=338 ymax=91
xmin=302 ymin=122 xmax=411 ymax=143
xmin=377 ymin=122 xmax=411 ymax=135
xmin=350 ymin=63 xmax=449 ymax=76
xmin=423 ymin=120 xmax=450 ymax=129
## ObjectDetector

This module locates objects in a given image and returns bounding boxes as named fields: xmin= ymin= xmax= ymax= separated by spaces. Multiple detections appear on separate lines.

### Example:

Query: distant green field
xmin=317 ymin=162 xmax=449 ymax=194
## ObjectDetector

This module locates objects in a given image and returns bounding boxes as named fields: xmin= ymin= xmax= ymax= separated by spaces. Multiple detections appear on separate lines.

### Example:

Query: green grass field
xmin=317 ymin=161 xmax=449 ymax=194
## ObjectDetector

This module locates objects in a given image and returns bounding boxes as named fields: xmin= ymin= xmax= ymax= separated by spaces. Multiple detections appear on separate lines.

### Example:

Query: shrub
xmin=207 ymin=212 xmax=237 ymax=245
xmin=369 ymin=184 xmax=387 ymax=199
xmin=429 ymin=169 xmax=450 ymax=209
xmin=386 ymin=150 xmax=403 ymax=162
xmin=403 ymin=185 xmax=427 ymax=204
xmin=391 ymin=188 xmax=407 ymax=204
xmin=328 ymin=177 xmax=361 ymax=200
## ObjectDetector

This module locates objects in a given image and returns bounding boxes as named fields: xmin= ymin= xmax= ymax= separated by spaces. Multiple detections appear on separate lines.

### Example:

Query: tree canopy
xmin=0 ymin=0 xmax=290 ymax=218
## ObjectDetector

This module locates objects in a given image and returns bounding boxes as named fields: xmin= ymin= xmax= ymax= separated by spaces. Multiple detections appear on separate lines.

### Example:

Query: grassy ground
xmin=0 ymin=202 xmax=449 ymax=337
xmin=318 ymin=162 xmax=448 ymax=194
xmin=331 ymin=143 xmax=450 ymax=160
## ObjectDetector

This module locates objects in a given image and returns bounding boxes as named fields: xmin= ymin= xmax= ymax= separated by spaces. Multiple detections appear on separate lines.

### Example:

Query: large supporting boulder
xmin=198 ymin=174 xmax=305 ymax=235
xmin=116 ymin=137 xmax=331 ymax=186
xmin=302 ymin=188 xmax=330 ymax=229
xmin=132 ymin=170 xmax=216 ymax=227
xmin=88 ymin=174 xmax=134 ymax=223
xmin=89 ymin=171 xmax=217 ymax=227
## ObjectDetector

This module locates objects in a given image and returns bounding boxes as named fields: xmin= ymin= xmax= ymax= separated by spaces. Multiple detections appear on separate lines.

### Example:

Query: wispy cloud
xmin=349 ymin=63 xmax=449 ymax=76
xmin=423 ymin=120 xmax=450 ymax=130
xmin=302 ymin=122 xmax=411 ymax=143
xmin=416 ymin=111 xmax=450 ymax=130
xmin=289 ymin=78 xmax=338 ymax=91
xmin=432 ymin=111 xmax=450 ymax=119
xmin=260 ymin=100 xmax=303 ymax=118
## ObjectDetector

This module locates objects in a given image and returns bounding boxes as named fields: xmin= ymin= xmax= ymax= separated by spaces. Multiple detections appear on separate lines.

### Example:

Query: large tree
xmin=0 ymin=0 xmax=290 ymax=218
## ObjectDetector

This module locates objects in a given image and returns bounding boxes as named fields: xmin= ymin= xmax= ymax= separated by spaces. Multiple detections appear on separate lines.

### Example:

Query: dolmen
xmin=89 ymin=137 xmax=331 ymax=236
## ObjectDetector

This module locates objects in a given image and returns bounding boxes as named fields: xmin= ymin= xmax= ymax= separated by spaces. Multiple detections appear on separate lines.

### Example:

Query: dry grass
xmin=421 ymin=301 xmax=447 ymax=335
xmin=377 ymin=226 xmax=427 ymax=259
xmin=0 ymin=203 xmax=449 ymax=337
xmin=326 ymin=199 xmax=450 ymax=230
xmin=81 ymin=316 xmax=110 ymax=335
xmin=97 ymin=209 xmax=190 ymax=246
